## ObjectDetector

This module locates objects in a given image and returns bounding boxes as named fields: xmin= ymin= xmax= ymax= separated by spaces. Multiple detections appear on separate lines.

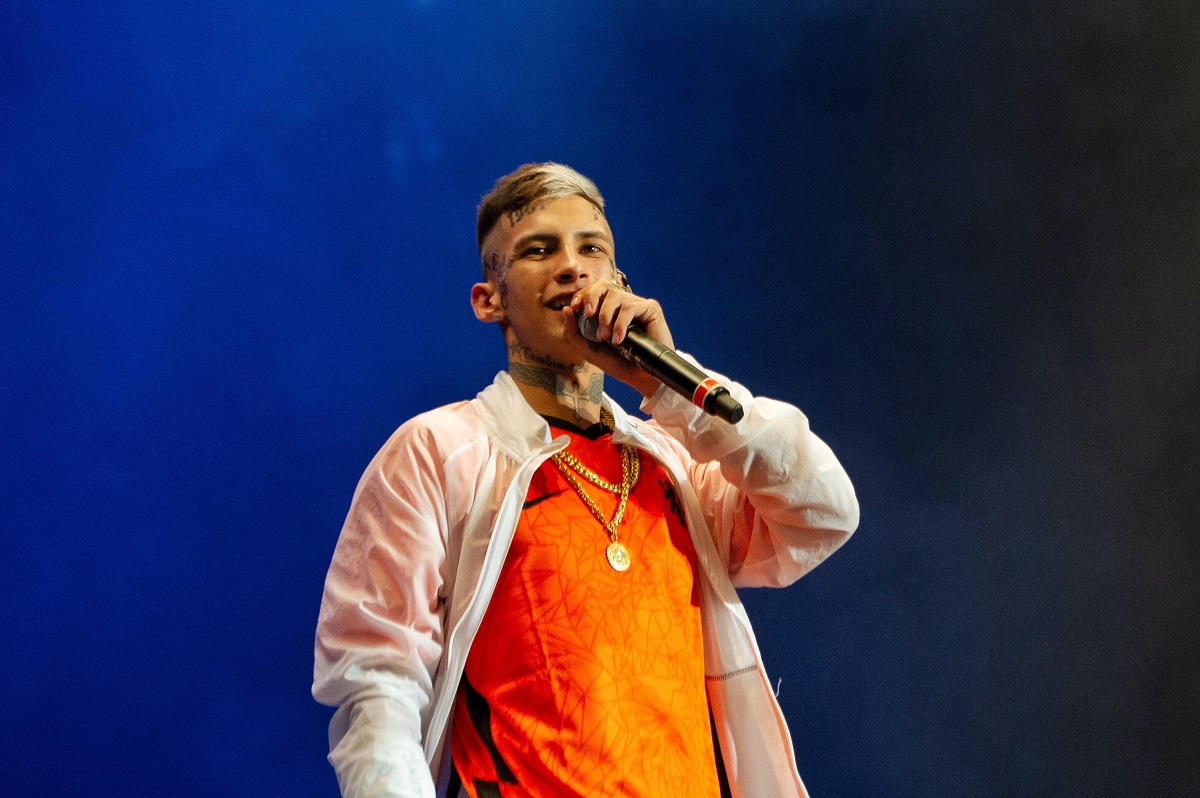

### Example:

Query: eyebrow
xmin=573 ymin=228 xmax=612 ymax=241
xmin=511 ymin=228 xmax=612 ymax=251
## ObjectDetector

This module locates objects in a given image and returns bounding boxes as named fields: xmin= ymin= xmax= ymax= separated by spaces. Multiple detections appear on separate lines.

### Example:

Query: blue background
xmin=3 ymin=1 xmax=1197 ymax=795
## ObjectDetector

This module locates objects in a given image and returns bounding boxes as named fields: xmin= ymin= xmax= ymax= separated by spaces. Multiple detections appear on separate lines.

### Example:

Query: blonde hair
xmin=476 ymin=162 xmax=605 ymax=252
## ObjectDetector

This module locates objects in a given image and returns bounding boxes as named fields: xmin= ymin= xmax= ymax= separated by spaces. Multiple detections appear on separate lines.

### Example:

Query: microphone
xmin=577 ymin=314 xmax=744 ymax=424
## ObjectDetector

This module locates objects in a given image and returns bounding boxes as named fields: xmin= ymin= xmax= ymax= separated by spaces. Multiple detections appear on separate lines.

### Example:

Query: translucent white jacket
xmin=313 ymin=363 xmax=859 ymax=798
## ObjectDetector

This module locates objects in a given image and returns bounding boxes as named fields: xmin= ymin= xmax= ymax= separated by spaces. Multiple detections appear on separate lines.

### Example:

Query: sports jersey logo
xmin=659 ymin=478 xmax=688 ymax=528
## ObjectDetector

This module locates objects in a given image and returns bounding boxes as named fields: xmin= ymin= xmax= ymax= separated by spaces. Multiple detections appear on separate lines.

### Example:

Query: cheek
xmin=497 ymin=267 xmax=541 ymax=312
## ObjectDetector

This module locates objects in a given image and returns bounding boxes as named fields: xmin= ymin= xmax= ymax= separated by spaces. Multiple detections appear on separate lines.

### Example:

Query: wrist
xmin=631 ymin=372 xmax=663 ymax=400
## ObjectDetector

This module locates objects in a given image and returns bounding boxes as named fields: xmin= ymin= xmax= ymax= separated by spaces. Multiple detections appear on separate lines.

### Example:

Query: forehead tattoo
xmin=507 ymin=201 xmax=545 ymax=229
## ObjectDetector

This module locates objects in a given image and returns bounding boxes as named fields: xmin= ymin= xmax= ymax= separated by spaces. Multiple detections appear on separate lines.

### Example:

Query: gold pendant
xmin=606 ymin=541 xmax=631 ymax=572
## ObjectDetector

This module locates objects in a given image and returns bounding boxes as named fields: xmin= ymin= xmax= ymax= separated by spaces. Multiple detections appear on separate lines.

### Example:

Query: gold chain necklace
xmin=550 ymin=407 xmax=640 ymax=571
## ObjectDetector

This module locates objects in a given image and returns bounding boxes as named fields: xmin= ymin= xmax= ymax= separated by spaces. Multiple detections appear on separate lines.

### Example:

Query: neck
xmin=506 ymin=347 xmax=605 ymax=428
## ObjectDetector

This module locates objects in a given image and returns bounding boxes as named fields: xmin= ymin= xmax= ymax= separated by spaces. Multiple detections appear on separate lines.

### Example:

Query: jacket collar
xmin=472 ymin=371 xmax=653 ymax=463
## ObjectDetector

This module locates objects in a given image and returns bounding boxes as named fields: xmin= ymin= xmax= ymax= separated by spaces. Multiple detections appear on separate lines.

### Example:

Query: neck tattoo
xmin=509 ymin=361 xmax=603 ymax=427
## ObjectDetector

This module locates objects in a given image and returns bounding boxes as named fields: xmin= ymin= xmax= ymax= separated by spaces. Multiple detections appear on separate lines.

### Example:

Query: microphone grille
xmin=577 ymin=313 xmax=602 ymax=342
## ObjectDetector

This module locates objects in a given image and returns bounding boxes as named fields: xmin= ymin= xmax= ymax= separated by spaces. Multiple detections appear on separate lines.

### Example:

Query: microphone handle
xmin=618 ymin=328 xmax=745 ymax=424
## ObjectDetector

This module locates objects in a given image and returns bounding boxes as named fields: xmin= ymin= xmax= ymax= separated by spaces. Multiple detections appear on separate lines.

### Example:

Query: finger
xmin=611 ymin=301 xmax=642 ymax=346
xmin=596 ymin=287 xmax=623 ymax=339
xmin=568 ymin=284 xmax=593 ymax=317
xmin=563 ymin=305 xmax=603 ymax=356
xmin=563 ymin=305 xmax=626 ymax=370
xmin=569 ymin=287 xmax=588 ymax=315
xmin=561 ymin=305 xmax=582 ymax=343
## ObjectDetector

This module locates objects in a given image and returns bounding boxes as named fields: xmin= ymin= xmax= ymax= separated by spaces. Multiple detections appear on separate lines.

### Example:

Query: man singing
xmin=313 ymin=163 xmax=859 ymax=798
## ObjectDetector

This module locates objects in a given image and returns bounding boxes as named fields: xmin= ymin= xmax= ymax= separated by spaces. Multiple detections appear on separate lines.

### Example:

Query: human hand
xmin=561 ymin=279 xmax=675 ymax=398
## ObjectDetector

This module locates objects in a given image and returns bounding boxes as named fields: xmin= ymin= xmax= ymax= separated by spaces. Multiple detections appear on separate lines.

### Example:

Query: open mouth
xmin=545 ymin=296 xmax=572 ymax=311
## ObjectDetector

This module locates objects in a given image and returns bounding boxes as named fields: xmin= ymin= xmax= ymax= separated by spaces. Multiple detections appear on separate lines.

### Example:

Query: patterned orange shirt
xmin=450 ymin=419 xmax=720 ymax=798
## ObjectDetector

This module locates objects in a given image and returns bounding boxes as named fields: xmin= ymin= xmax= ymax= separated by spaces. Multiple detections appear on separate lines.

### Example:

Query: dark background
xmin=3 ymin=1 xmax=1197 ymax=795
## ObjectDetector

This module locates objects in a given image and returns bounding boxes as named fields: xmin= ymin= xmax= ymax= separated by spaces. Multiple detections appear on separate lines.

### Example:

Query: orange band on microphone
xmin=692 ymin=378 xmax=721 ymax=409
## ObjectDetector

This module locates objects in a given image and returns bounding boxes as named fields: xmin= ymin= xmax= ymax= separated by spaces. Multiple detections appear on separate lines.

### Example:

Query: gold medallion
xmin=606 ymin=541 xmax=632 ymax=572
xmin=551 ymin=407 xmax=640 ymax=574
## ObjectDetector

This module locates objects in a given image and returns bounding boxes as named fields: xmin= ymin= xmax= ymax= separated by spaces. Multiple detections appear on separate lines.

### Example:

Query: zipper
xmin=422 ymin=441 xmax=564 ymax=761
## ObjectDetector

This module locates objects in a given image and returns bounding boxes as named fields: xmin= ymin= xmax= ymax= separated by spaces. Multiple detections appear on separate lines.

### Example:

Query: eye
xmin=581 ymin=244 xmax=604 ymax=254
xmin=521 ymin=246 xmax=548 ymax=258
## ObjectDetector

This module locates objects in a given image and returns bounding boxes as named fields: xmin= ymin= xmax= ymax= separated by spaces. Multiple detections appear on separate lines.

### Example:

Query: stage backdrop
xmin=2 ymin=1 xmax=1197 ymax=796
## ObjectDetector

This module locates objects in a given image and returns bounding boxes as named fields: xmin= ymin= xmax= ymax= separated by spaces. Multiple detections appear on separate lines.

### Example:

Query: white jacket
xmin=313 ymin=364 xmax=859 ymax=798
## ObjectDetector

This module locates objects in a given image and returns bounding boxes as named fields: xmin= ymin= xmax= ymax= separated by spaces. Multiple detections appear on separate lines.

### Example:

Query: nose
xmin=553 ymin=251 xmax=593 ymax=286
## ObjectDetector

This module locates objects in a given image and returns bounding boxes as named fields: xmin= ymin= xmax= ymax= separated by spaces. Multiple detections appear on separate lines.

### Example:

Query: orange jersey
xmin=450 ymin=419 xmax=720 ymax=798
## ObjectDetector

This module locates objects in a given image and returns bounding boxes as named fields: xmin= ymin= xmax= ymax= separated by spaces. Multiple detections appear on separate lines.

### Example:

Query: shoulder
xmin=370 ymin=400 xmax=492 ymax=479
xmin=628 ymin=415 xmax=695 ymax=469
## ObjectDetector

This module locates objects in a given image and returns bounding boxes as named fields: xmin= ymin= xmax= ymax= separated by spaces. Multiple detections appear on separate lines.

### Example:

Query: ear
xmin=613 ymin=265 xmax=631 ymax=292
xmin=471 ymin=282 xmax=503 ymax=323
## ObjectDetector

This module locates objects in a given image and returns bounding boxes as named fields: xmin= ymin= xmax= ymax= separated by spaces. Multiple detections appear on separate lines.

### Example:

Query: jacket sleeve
xmin=642 ymin=356 xmax=859 ymax=588
xmin=312 ymin=418 xmax=453 ymax=798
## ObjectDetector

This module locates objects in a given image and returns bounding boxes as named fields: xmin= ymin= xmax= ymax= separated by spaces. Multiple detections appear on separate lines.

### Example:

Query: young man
xmin=313 ymin=163 xmax=859 ymax=798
